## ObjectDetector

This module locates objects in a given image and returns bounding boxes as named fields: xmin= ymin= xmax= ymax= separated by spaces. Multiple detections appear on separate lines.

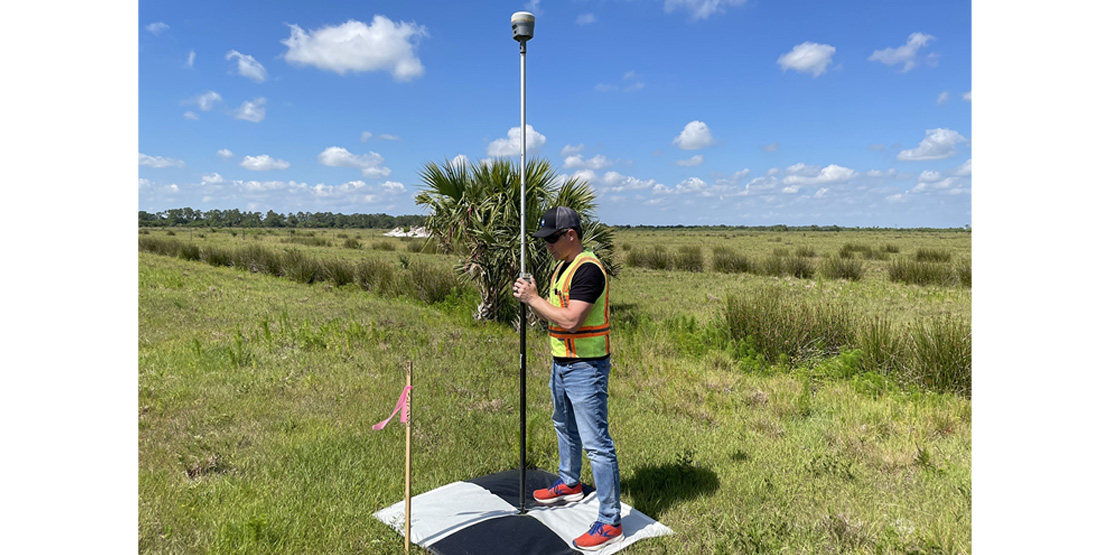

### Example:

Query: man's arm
xmin=512 ymin=277 xmax=594 ymax=332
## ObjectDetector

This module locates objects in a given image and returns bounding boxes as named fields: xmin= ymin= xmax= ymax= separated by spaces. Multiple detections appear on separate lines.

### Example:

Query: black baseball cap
xmin=532 ymin=206 xmax=582 ymax=239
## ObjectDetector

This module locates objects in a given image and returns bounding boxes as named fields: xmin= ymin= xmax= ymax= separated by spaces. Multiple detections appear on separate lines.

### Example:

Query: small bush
xmin=200 ymin=246 xmax=233 ymax=267
xmin=282 ymin=250 xmax=321 ymax=284
xmin=179 ymin=243 xmax=201 ymax=262
xmin=855 ymin=315 xmax=902 ymax=375
xmin=234 ymin=244 xmax=282 ymax=275
xmin=343 ymin=238 xmax=362 ymax=250
xmin=785 ymin=256 xmax=815 ymax=279
xmin=711 ymin=247 xmax=753 ymax=274
xmin=839 ymin=243 xmax=873 ymax=259
xmin=354 ymin=258 xmax=399 ymax=296
xmin=321 ymin=259 xmax=355 ymax=287
xmin=820 ymin=256 xmax=863 ymax=281
xmin=794 ymin=246 xmax=818 ymax=258
xmin=915 ymin=248 xmax=952 ymax=263
xmin=165 ymin=230 xmax=176 ymax=236
xmin=761 ymin=256 xmax=787 ymax=277
xmin=673 ymin=246 xmax=704 ymax=272
xmin=905 ymin=316 xmax=971 ymax=396
xmin=888 ymin=258 xmax=956 ymax=287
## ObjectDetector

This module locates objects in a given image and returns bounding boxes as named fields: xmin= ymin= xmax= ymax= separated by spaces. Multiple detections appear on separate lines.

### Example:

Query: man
xmin=512 ymin=206 xmax=622 ymax=552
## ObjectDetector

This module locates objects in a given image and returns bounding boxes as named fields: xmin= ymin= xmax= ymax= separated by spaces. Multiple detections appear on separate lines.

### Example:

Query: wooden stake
xmin=405 ymin=360 xmax=413 ymax=553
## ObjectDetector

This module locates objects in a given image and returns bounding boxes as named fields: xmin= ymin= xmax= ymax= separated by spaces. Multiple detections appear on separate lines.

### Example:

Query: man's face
xmin=544 ymin=229 xmax=573 ymax=261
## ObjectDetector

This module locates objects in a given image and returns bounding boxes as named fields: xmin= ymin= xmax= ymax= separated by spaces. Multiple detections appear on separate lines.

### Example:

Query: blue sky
xmin=138 ymin=0 xmax=971 ymax=227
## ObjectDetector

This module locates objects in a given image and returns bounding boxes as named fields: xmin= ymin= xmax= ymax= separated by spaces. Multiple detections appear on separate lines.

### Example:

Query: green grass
xmin=139 ymin=228 xmax=970 ymax=554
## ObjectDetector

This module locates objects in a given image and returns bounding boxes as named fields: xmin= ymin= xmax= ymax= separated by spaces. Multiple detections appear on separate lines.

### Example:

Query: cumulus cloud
xmin=361 ymin=131 xmax=374 ymax=142
xmin=183 ymin=111 xmax=199 ymax=120
xmin=664 ymin=0 xmax=748 ymax=21
xmin=672 ymin=120 xmax=715 ymax=150
xmin=782 ymin=164 xmax=857 ymax=186
xmin=777 ymin=42 xmax=836 ymax=77
xmin=561 ymin=144 xmax=586 ymax=157
xmin=217 ymin=149 xmax=234 ymax=159
xmin=962 ymin=91 xmax=972 ymax=102
xmin=937 ymin=91 xmax=949 ymax=106
xmin=654 ymin=177 xmax=708 ymax=195
xmin=577 ymin=13 xmax=596 ymax=26
xmin=571 ymin=170 xmax=658 ymax=194
xmin=226 ymin=50 xmax=268 ymax=83
xmin=146 ymin=22 xmax=169 ymax=35
xmin=450 ymin=154 xmax=468 ymax=169
xmin=382 ymin=180 xmax=406 ymax=192
xmin=897 ymin=128 xmax=967 ymax=161
xmin=564 ymin=154 xmax=614 ymax=170
xmin=955 ymin=158 xmax=972 ymax=176
xmin=282 ymin=17 xmax=428 ymax=81
xmin=919 ymin=170 xmax=943 ymax=183
xmin=202 ymin=173 xmax=224 ymax=184
xmin=186 ymin=91 xmax=222 ymax=111
xmin=139 ymin=153 xmax=185 ymax=168
xmin=866 ymin=169 xmax=897 ymax=178
xmin=186 ymin=50 xmax=196 ymax=68
xmin=233 ymin=98 xmax=267 ymax=122
xmin=676 ymin=155 xmax=704 ymax=167
xmin=317 ymin=146 xmax=391 ymax=177
xmin=240 ymin=155 xmax=290 ymax=171
xmin=487 ymin=125 xmax=546 ymax=157
xmin=869 ymin=32 xmax=936 ymax=72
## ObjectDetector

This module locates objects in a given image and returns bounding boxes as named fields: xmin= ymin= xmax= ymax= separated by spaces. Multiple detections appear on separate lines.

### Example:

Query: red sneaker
xmin=573 ymin=521 xmax=624 ymax=551
xmin=532 ymin=478 xmax=584 ymax=505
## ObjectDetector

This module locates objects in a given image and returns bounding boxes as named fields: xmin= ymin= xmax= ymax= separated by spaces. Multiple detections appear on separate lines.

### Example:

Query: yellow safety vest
xmin=548 ymin=250 xmax=610 ymax=358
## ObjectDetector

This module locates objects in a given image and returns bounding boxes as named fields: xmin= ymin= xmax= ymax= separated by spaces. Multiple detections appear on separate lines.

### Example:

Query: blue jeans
xmin=550 ymin=357 xmax=621 ymax=526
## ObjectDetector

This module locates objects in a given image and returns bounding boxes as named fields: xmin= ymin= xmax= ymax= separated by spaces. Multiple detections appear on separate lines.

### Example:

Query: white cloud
xmin=955 ymin=158 xmax=972 ymax=176
xmin=869 ymin=32 xmax=936 ymax=72
xmin=561 ymin=144 xmax=585 ymax=157
xmin=577 ymin=13 xmax=597 ymax=26
xmin=962 ymin=91 xmax=972 ymax=102
xmin=919 ymin=170 xmax=942 ymax=183
xmin=487 ymin=125 xmax=546 ymax=157
xmin=281 ymin=17 xmax=428 ymax=81
xmin=146 ymin=22 xmax=169 ymax=35
xmin=187 ymin=91 xmax=222 ymax=111
xmin=226 ymin=50 xmax=268 ymax=83
xmin=897 ymin=128 xmax=967 ymax=161
xmin=937 ymin=91 xmax=949 ymax=106
xmin=761 ymin=143 xmax=779 ymax=153
xmin=217 ymin=149 xmax=234 ymax=159
xmin=361 ymin=131 xmax=373 ymax=142
xmin=138 ymin=178 xmax=151 ymax=189
xmin=233 ymin=97 xmax=266 ymax=122
xmin=317 ymin=146 xmax=391 ymax=177
xmin=450 ymin=154 xmax=469 ymax=169
xmin=564 ymin=154 xmax=614 ymax=170
xmin=202 ymin=173 xmax=224 ymax=184
xmin=186 ymin=50 xmax=196 ymax=68
xmin=572 ymin=170 xmax=658 ymax=194
xmin=139 ymin=153 xmax=184 ymax=168
xmin=777 ymin=42 xmax=836 ymax=77
xmin=782 ymin=164 xmax=857 ymax=186
xmin=672 ymin=120 xmax=715 ymax=150
xmin=183 ymin=111 xmax=199 ymax=120
xmin=525 ymin=0 xmax=544 ymax=15
xmin=654 ymin=177 xmax=708 ymax=195
xmin=664 ymin=0 xmax=748 ymax=21
xmin=814 ymin=188 xmax=828 ymax=198
xmin=676 ymin=155 xmax=704 ymax=167
xmin=378 ymin=134 xmax=400 ymax=141
xmin=866 ymin=169 xmax=897 ymax=178
xmin=312 ymin=180 xmax=368 ymax=198
xmin=240 ymin=155 xmax=290 ymax=171
xmin=382 ymin=181 xmax=406 ymax=192
xmin=164 ymin=184 xmax=179 ymax=193
xmin=595 ymin=83 xmax=618 ymax=93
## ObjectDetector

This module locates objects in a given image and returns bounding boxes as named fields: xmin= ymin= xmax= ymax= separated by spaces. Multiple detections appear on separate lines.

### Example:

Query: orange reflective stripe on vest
xmin=547 ymin=250 xmax=610 ymax=358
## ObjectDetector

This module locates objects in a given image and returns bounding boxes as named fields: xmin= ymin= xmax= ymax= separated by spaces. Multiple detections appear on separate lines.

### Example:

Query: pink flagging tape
xmin=372 ymin=386 xmax=413 ymax=430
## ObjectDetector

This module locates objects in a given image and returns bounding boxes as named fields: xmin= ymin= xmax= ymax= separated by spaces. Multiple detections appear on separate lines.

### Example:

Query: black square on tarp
xmin=465 ymin=469 xmax=596 ymax=510
xmin=427 ymin=513 xmax=579 ymax=555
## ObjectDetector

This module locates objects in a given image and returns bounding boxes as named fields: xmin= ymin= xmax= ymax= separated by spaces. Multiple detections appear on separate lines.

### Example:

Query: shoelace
xmin=587 ymin=521 xmax=607 ymax=537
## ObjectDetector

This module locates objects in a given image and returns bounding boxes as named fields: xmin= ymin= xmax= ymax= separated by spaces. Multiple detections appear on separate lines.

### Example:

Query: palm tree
xmin=415 ymin=157 xmax=618 ymax=323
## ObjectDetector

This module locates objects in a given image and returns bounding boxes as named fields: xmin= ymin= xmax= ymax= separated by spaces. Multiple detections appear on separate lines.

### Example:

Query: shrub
xmin=343 ymin=238 xmax=362 ymax=250
xmin=320 ymin=258 xmax=355 ymax=287
xmin=915 ymin=248 xmax=952 ymax=263
xmin=234 ymin=244 xmax=282 ymax=275
xmin=794 ymin=246 xmax=818 ymax=258
xmin=200 ymin=246 xmax=232 ymax=267
xmin=888 ymin=258 xmax=956 ymax=287
xmin=179 ymin=243 xmax=201 ymax=262
xmin=761 ymin=256 xmax=787 ymax=277
xmin=673 ymin=246 xmax=704 ymax=272
xmin=165 ymin=230 xmax=176 ymax=236
xmin=855 ymin=315 xmax=902 ymax=375
xmin=839 ymin=243 xmax=872 ymax=259
xmin=820 ymin=256 xmax=863 ymax=281
xmin=711 ymin=247 xmax=753 ymax=274
xmin=354 ymin=258 xmax=399 ymax=296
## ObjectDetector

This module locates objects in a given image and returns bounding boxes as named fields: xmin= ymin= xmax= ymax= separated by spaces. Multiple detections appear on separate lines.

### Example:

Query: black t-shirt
xmin=554 ymin=260 xmax=605 ymax=304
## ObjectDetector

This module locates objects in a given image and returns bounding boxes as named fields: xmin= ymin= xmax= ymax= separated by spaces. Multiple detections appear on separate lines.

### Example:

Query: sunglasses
xmin=543 ymin=230 xmax=567 ymax=244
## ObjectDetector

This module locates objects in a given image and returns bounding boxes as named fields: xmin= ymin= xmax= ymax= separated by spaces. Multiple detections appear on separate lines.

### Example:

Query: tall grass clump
xmin=178 ymin=243 xmax=201 ymax=262
xmin=234 ymin=244 xmax=282 ymax=275
xmin=281 ymin=250 xmax=321 ymax=284
xmin=371 ymin=240 xmax=397 ymax=252
xmin=320 ymin=258 xmax=356 ymax=287
xmin=343 ymin=238 xmax=362 ymax=250
xmin=785 ymin=256 xmax=815 ymax=279
xmin=915 ymin=248 xmax=952 ymax=263
xmin=956 ymin=258 xmax=971 ymax=287
xmin=353 ymin=258 xmax=399 ymax=296
xmin=139 ymin=236 xmax=181 ymax=257
xmin=672 ymin=246 xmax=704 ymax=272
xmin=855 ymin=315 xmax=902 ymax=375
xmin=200 ymin=246 xmax=233 ymax=267
xmin=723 ymin=288 xmax=855 ymax=364
xmin=794 ymin=246 xmax=818 ymax=258
xmin=819 ymin=256 xmax=863 ymax=281
xmin=627 ymin=246 xmax=670 ymax=270
xmin=881 ymin=243 xmax=900 ymax=253
xmin=905 ymin=316 xmax=971 ymax=396
xmin=888 ymin=258 xmax=956 ymax=286
xmin=761 ymin=255 xmax=787 ymax=277
xmin=281 ymin=236 xmax=331 ymax=248
xmin=406 ymin=260 xmax=460 ymax=304
xmin=839 ymin=243 xmax=873 ymax=259
xmin=711 ymin=247 xmax=753 ymax=274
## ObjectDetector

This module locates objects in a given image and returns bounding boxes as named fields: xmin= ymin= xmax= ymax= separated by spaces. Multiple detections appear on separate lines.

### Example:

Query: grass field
xmin=139 ymin=227 xmax=970 ymax=554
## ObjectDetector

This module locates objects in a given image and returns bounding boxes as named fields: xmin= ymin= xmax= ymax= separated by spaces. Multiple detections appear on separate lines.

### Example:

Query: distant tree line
xmin=139 ymin=208 xmax=426 ymax=229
